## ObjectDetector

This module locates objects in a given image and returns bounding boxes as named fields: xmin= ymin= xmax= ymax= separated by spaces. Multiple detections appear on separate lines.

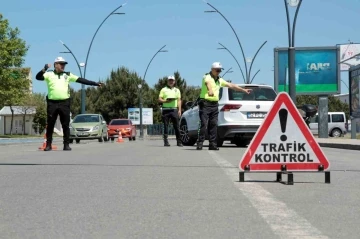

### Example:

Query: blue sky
xmin=3 ymin=0 xmax=359 ymax=95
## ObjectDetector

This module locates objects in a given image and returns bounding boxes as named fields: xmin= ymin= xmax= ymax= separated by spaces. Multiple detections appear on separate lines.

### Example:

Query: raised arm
xmin=35 ymin=64 xmax=50 ymax=81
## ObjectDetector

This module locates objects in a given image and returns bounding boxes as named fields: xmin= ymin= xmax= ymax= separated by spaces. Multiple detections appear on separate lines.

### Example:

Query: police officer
xmin=196 ymin=62 xmax=251 ymax=150
xmin=35 ymin=57 xmax=102 ymax=151
xmin=158 ymin=75 xmax=183 ymax=147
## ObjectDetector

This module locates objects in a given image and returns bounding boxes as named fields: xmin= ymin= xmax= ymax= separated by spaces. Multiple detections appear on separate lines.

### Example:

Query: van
xmin=309 ymin=112 xmax=347 ymax=137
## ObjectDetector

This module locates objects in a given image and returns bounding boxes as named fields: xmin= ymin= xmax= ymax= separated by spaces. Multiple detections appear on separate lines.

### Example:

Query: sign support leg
xmin=287 ymin=173 xmax=294 ymax=185
xmin=325 ymin=171 xmax=331 ymax=184
xmin=276 ymin=172 xmax=282 ymax=182
xmin=239 ymin=172 xmax=245 ymax=182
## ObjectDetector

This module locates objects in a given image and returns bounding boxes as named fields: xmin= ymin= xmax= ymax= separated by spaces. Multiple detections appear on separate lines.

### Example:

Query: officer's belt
xmin=162 ymin=107 xmax=178 ymax=110
xmin=199 ymin=98 xmax=219 ymax=105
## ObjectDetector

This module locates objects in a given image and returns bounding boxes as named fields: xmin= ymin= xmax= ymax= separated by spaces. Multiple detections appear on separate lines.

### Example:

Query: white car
xmin=179 ymin=84 xmax=277 ymax=147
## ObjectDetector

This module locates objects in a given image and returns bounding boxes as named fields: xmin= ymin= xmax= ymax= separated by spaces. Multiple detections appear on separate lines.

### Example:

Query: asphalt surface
xmin=0 ymin=139 xmax=359 ymax=239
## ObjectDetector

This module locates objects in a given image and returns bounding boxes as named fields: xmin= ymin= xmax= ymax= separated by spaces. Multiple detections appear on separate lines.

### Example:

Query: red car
xmin=108 ymin=119 xmax=136 ymax=141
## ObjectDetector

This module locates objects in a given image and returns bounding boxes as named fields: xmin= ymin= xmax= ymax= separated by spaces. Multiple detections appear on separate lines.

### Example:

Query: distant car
xmin=107 ymin=118 xmax=136 ymax=141
xmin=309 ymin=112 xmax=347 ymax=137
xmin=179 ymin=84 xmax=277 ymax=147
xmin=69 ymin=114 xmax=109 ymax=144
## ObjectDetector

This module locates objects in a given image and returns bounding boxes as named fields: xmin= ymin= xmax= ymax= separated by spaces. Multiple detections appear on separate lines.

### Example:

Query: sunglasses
xmin=215 ymin=69 xmax=222 ymax=73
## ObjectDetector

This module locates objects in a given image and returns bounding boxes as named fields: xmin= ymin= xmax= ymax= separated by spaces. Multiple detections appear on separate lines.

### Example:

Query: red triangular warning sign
xmin=239 ymin=92 xmax=330 ymax=172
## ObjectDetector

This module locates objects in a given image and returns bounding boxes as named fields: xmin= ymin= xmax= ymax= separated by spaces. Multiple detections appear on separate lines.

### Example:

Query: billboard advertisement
xmin=274 ymin=46 xmax=340 ymax=95
xmin=339 ymin=43 xmax=360 ymax=71
xmin=128 ymin=108 xmax=153 ymax=125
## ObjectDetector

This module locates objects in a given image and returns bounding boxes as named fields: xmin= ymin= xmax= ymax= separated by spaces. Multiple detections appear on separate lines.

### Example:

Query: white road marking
xmin=208 ymin=151 xmax=328 ymax=239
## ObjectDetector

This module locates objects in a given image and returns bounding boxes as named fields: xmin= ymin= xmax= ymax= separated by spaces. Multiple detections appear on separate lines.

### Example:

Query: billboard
xmin=339 ymin=43 xmax=360 ymax=71
xmin=274 ymin=46 xmax=340 ymax=95
xmin=128 ymin=108 xmax=153 ymax=125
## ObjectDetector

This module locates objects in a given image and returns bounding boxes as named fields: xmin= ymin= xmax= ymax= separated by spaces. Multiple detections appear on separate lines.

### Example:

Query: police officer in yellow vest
xmin=35 ymin=57 xmax=102 ymax=151
xmin=158 ymin=75 xmax=182 ymax=147
xmin=196 ymin=62 xmax=251 ymax=150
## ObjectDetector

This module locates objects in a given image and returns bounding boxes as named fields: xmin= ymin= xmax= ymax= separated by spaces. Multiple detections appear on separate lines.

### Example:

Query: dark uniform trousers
xmin=197 ymin=99 xmax=219 ymax=146
xmin=162 ymin=108 xmax=181 ymax=141
xmin=46 ymin=97 xmax=71 ymax=144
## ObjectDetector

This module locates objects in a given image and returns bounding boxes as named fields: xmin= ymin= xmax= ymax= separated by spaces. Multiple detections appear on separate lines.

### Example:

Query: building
xmin=334 ymin=93 xmax=349 ymax=104
xmin=0 ymin=106 xmax=63 ymax=136
xmin=0 ymin=106 xmax=37 ymax=135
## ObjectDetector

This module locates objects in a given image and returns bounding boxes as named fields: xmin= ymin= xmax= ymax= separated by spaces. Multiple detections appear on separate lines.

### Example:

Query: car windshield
xmin=228 ymin=86 xmax=277 ymax=101
xmin=110 ymin=120 xmax=130 ymax=125
xmin=73 ymin=115 xmax=99 ymax=123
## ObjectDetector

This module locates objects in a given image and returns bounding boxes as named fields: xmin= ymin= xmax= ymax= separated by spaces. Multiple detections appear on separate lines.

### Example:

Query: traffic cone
xmin=38 ymin=126 xmax=58 ymax=150
xmin=116 ymin=131 xmax=124 ymax=143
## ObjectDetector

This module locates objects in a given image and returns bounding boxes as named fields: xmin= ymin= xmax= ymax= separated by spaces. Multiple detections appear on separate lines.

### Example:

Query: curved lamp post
xmin=217 ymin=43 xmax=245 ymax=82
xmin=284 ymin=0 xmax=303 ymax=103
xmin=60 ymin=3 xmax=127 ymax=114
xmin=217 ymin=42 xmax=266 ymax=84
xmin=204 ymin=1 xmax=267 ymax=83
xmin=59 ymin=40 xmax=84 ymax=78
xmin=139 ymin=45 xmax=168 ymax=139
xmin=222 ymin=67 xmax=233 ymax=78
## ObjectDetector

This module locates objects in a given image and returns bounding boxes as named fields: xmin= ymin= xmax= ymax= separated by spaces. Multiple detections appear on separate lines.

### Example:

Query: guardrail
xmin=147 ymin=124 xmax=176 ymax=135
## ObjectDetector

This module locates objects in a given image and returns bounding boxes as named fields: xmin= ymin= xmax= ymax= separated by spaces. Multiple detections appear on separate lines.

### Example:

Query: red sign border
xmin=239 ymin=92 xmax=330 ymax=172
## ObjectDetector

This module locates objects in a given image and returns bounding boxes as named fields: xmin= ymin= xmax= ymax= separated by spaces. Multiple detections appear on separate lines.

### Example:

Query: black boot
xmin=164 ymin=139 xmax=170 ymax=147
xmin=63 ymin=143 xmax=72 ymax=151
xmin=44 ymin=142 xmax=52 ymax=151
xmin=196 ymin=141 xmax=203 ymax=150
xmin=177 ymin=140 xmax=183 ymax=147
xmin=209 ymin=143 xmax=219 ymax=151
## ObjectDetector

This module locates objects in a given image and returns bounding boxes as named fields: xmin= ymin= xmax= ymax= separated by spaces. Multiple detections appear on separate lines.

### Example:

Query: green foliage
xmin=296 ymin=95 xmax=350 ymax=120
xmin=69 ymin=67 xmax=201 ymax=124
xmin=0 ymin=14 xmax=29 ymax=134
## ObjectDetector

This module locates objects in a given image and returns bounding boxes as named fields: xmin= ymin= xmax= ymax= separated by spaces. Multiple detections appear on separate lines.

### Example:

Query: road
xmin=0 ymin=139 xmax=359 ymax=238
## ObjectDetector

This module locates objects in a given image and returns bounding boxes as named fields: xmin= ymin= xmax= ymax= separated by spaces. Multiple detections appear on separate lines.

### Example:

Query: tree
xmin=17 ymin=93 xmax=46 ymax=134
xmin=296 ymin=95 xmax=350 ymax=120
xmin=0 ymin=14 xmax=30 ymax=134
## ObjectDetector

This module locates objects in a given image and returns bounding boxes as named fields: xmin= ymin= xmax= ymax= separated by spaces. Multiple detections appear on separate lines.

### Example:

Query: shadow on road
xmin=0 ymin=163 xmax=238 ymax=168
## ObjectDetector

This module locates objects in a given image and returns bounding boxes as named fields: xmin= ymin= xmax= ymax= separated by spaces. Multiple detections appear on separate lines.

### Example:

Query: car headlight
xmin=125 ymin=128 xmax=131 ymax=131
xmin=92 ymin=126 xmax=99 ymax=131
xmin=69 ymin=126 xmax=74 ymax=130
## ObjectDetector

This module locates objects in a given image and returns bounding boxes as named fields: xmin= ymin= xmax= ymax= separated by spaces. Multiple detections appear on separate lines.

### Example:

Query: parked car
xmin=69 ymin=114 xmax=109 ymax=143
xmin=179 ymin=84 xmax=277 ymax=147
xmin=107 ymin=118 xmax=136 ymax=141
xmin=309 ymin=112 xmax=347 ymax=137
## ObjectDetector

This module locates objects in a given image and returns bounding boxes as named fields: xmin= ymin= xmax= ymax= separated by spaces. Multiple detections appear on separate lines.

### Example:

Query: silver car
xmin=309 ymin=112 xmax=347 ymax=137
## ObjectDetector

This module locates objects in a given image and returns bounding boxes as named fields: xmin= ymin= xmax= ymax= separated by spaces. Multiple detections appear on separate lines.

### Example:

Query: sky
xmin=2 ymin=0 xmax=360 ymax=95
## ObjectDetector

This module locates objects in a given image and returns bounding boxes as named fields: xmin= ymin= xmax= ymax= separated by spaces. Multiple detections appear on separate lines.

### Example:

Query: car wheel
xmin=103 ymin=131 xmax=109 ymax=142
xmin=129 ymin=137 xmax=133 ymax=141
xmin=98 ymin=132 xmax=104 ymax=142
xmin=110 ymin=138 xmax=114 ymax=141
xmin=132 ymin=136 xmax=136 ymax=141
xmin=76 ymin=139 xmax=80 ymax=144
xmin=69 ymin=139 xmax=74 ymax=144
xmin=235 ymin=139 xmax=250 ymax=147
xmin=331 ymin=128 xmax=342 ymax=137
xmin=180 ymin=120 xmax=197 ymax=146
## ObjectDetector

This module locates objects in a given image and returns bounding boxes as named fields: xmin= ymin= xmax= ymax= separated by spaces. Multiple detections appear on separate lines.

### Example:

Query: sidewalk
xmin=316 ymin=138 xmax=360 ymax=150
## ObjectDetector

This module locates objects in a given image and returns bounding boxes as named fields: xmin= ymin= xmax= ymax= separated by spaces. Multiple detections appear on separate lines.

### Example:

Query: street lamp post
xmin=204 ymin=1 xmax=267 ymax=84
xmin=221 ymin=67 xmax=233 ymax=78
xmin=284 ymin=0 xmax=303 ymax=103
xmin=59 ymin=40 xmax=84 ymax=78
xmin=217 ymin=42 xmax=266 ymax=83
xmin=140 ymin=45 xmax=168 ymax=139
xmin=60 ymin=3 xmax=126 ymax=114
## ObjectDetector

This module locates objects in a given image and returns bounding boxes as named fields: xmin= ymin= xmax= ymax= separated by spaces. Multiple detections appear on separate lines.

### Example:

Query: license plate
xmin=78 ymin=132 xmax=89 ymax=136
xmin=247 ymin=112 xmax=266 ymax=118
